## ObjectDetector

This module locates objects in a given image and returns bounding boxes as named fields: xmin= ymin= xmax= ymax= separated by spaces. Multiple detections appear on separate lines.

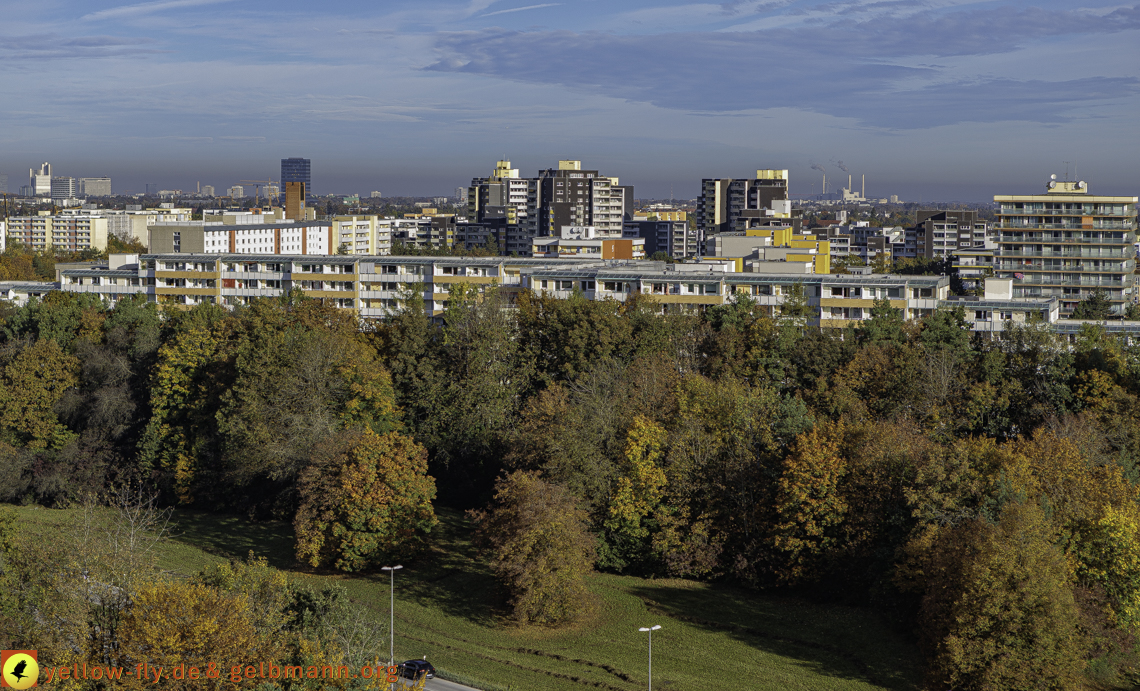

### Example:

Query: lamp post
xmin=638 ymin=625 xmax=661 ymax=691
xmin=380 ymin=565 xmax=403 ymax=683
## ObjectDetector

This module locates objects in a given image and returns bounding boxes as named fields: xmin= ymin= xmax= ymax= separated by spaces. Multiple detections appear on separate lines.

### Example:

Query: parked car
xmin=399 ymin=660 xmax=436 ymax=680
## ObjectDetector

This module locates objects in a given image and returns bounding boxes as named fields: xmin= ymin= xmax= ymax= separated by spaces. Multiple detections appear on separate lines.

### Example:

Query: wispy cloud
xmin=427 ymin=22 xmax=1140 ymax=128
xmin=0 ymin=33 xmax=162 ymax=59
xmin=83 ymin=0 xmax=237 ymax=21
xmin=480 ymin=3 xmax=560 ymax=18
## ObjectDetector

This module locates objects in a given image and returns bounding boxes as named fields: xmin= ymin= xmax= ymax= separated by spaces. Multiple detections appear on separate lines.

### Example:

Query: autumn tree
xmin=473 ymin=471 xmax=596 ymax=624
xmin=295 ymin=429 xmax=437 ymax=572
xmin=772 ymin=420 xmax=847 ymax=583
xmin=917 ymin=502 xmax=1086 ymax=691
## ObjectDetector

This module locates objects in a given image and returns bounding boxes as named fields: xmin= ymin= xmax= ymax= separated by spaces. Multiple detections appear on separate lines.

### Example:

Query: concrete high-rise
xmin=78 ymin=177 xmax=112 ymax=196
xmin=29 ymin=163 xmax=51 ymax=197
xmin=994 ymin=178 xmax=1138 ymax=315
xmin=281 ymin=158 xmax=311 ymax=196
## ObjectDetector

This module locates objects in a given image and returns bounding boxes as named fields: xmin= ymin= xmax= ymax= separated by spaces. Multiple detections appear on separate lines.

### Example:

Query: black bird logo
xmin=9 ymin=659 xmax=28 ymax=683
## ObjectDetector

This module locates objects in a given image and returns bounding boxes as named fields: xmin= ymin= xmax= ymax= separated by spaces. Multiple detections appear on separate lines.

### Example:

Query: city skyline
xmin=1 ymin=0 xmax=1137 ymax=201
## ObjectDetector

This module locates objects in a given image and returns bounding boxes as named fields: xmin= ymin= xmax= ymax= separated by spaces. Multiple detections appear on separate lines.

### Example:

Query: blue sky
xmin=1 ymin=0 xmax=1137 ymax=200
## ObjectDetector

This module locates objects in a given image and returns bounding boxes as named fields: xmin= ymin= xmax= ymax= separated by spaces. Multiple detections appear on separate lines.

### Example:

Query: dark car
xmin=399 ymin=660 xmax=436 ymax=680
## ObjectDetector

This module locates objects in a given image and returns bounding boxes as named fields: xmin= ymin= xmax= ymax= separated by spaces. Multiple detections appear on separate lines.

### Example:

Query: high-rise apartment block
xmin=29 ymin=163 xmax=51 ymax=197
xmin=281 ymin=158 xmax=311 ymax=196
xmin=994 ymin=179 xmax=1138 ymax=315
xmin=533 ymin=160 xmax=629 ymax=237
xmin=201 ymin=185 xmax=216 ymax=197
xmin=78 ymin=177 xmax=112 ymax=196
xmin=228 ymin=186 xmax=245 ymax=198
xmin=913 ymin=210 xmax=990 ymax=258
xmin=697 ymin=170 xmax=795 ymax=236
xmin=0 ymin=174 xmax=7 ymax=194
xmin=467 ymin=160 xmax=530 ymax=226
xmin=463 ymin=159 xmax=631 ymax=256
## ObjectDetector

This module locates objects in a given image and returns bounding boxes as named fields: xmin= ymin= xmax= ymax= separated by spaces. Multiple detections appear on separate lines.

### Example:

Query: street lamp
xmin=381 ymin=566 xmax=403 ymax=672
xmin=638 ymin=625 xmax=661 ymax=691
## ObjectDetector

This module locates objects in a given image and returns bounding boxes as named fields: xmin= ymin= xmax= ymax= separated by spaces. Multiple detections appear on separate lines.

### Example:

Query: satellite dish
xmin=1050 ymin=174 xmax=1057 ymax=180
xmin=1048 ymin=181 xmax=1056 ymax=189
xmin=1078 ymin=181 xmax=1086 ymax=189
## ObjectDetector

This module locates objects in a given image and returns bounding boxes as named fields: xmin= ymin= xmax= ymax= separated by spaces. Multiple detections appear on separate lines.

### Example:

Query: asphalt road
xmin=422 ymin=678 xmax=481 ymax=691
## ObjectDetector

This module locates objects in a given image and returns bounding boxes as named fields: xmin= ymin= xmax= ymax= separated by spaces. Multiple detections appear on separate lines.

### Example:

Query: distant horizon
xmin=1 ymin=160 xmax=1130 ymax=205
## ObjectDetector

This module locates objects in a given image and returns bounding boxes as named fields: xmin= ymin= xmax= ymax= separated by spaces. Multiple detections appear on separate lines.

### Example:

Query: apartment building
xmin=623 ymin=220 xmax=701 ymax=259
xmin=59 ymin=253 xmax=600 ymax=316
xmin=915 ymin=210 xmax=991 ymax=258
xmin=0 ymin=281 xmax=57 ymax=306
xmin=149 ymin=222 xmax=334 ymax=255
xmin=994 ymin=179 xmax=1138 ymax=315
xmin=942 ymin=278 xmax=1059 ymax=333
xmin=696 ymin=169 xmax=795 ymax=236
xmin=51 ymin=251 xmax=1089 ymax=337
xmin=706 ymin=227 xmax=832 ymax=274
xmin=6 ymin=213 xmax=109 ymax=252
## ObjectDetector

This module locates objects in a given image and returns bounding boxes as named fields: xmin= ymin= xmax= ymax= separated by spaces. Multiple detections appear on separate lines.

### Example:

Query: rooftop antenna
xmin=1064 ymin=161 xmax=1070 ymax=181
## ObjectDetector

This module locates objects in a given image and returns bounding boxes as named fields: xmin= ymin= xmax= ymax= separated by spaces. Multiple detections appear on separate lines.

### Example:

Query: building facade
xmin=281 ymin=158 xmax=311 ymax=195
xmin=51 ymin=177 xmax=78 ymax=201
xmin=148 ymin=222 xmax=334 ymax=255
xmin=78 ymin=177 xmax=112 ymax=196
xmin=994 ymin=179 xmax=1138 ymax=315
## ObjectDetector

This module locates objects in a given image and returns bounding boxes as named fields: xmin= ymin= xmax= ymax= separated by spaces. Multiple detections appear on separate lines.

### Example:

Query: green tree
xmin=779 ymin=282 xmax=813 ymax=322
xmin=472 ymin=471 xmax=596 ymax=624
xmin=1072 ymin=288 xmax=1114 ymax=320
xmin=860 ymin=297 xmax=905 ymax=344
xmin=0 ymin=338 xmax=79 ymax=449
xmin=295 ymin=429 xmax=438 ymax=572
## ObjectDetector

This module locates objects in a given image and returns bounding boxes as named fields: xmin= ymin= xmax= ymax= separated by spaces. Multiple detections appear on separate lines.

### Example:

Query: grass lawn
xmin=9 ymin=504 xmax=922 ymax=691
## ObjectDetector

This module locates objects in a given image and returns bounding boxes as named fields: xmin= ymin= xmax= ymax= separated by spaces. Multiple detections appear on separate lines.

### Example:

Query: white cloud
xmin=480 ymin=3 xmax=560 ymax=18
xmin=82 ymin=0 xmax=238 ymax=22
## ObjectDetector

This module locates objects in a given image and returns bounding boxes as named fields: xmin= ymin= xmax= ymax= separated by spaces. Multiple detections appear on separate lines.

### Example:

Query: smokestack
xmin=823 ymin=174 xmax=826 ymax=195
xmin=862 ymin=174 xmax=865 ymax=199
xmin=849 ymin=174 xmax=852 ymax=192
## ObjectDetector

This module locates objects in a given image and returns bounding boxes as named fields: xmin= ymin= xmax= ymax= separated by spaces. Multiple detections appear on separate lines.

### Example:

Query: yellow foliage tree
xmin=295 ymin=429 xmax=437 ymax=571
xmin=606 ymin=415 xmax=667 ymax=541
xmin=773 ymin=420 xmax=847 ymax=582
xmin=117 ymin=578 xmax=282 ymax=691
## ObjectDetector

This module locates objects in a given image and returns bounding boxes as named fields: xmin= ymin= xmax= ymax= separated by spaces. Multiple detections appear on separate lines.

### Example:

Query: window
xmin=581 ymin=280 xmax=595 ymax=291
